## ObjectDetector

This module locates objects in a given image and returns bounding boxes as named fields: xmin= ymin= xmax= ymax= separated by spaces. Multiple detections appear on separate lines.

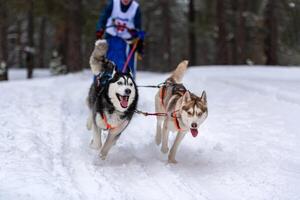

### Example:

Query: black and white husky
xmin=87 ymin=40 xmax=138 ymax=160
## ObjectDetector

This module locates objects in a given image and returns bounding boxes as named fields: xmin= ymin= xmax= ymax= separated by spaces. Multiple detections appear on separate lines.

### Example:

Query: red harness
xmin=159 ymin=85 xmax=167 ymax=108
xmin=160 ymin=86 xmax=183 ymax=132
xmin=171 ymin=111 xmax=183 ymax=132
xmin=100 ymin=113 xmax=115 ymax=130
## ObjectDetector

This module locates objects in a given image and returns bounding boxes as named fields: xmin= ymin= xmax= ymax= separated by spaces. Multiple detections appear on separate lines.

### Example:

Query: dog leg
xmin=86 ymin=111 xmax=93 ymax=131
xmin=99 ymin=133 xmax=118 ymax=160
xmin=100 ymin=121 xmax=129 ymax=160
xmin=155 ymin=93 xmax=164 ymax=145
xmin=155 ymin=117 xmax=163 ymax=145
xmin=90 ymin=123 xmax=102 ymax=150
xmin=161 ymin=119 xmax=170 ymax=154
xmin=168 ymin=132 xmax=186 ymax=164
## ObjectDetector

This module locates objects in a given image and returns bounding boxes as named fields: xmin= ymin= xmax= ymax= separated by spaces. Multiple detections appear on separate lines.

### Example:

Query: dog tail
xmin=90 ymin=39 xmax=108 ymax=75
xmin=170 ymin=60 xmax=189 ymax=83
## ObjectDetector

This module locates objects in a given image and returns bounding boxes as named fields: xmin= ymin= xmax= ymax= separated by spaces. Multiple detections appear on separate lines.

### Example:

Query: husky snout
xmin=125 ymin=89 xmax=131 ymax=95
xmin=191 ymin=122 xmax=197 ymax=129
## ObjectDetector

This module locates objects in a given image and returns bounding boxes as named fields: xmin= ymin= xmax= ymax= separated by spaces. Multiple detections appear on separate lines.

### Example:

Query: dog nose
xmin=125 ymin=89 xmax=131 ymax=95
xmin=191 ymin=123 xmax=197 ymax=129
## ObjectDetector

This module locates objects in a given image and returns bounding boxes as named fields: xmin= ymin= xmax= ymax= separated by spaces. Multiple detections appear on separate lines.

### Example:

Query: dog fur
xmin=87 ymin=40 xmax=138 ymax=160
xmin=155 ymin=60 xmax=208 ymax=163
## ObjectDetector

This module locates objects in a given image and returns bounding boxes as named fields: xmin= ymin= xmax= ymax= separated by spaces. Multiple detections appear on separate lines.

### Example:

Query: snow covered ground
xmin=0 ymin=67 xmax=300 ymax=200
xmin=8 ymin=68 xmax=51 ymax=80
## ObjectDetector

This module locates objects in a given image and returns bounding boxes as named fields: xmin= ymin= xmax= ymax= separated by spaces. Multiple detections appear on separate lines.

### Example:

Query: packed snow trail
xmin=0 ymin=67 xmax=300 ymax=200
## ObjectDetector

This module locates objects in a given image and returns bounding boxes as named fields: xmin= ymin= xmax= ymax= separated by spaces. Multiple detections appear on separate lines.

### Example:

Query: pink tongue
xmin=120 ymin=97 xmax=128 ymax=108
xmin=190 ymin=129 xmax=198 ymax=137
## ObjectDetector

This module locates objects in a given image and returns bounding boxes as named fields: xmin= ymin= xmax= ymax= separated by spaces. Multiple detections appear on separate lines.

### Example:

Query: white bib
xmin=106 ymin=0 xmax=139 ymax=39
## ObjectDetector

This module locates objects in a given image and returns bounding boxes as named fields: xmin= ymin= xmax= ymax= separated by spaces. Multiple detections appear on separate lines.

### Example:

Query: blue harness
xmin=94 ymin=71 xmax=113 ymax=87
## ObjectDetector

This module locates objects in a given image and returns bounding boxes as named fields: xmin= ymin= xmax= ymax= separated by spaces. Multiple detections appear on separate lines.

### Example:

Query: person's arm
xmin=96 ymin=0 xmax=113 ymax=39
xmin=134 ymin=6 xmax=142 ymax=31
xmin=133 ymin=6 xmax=144 ymax=55
xmin=128 ymin=6 xmax=142 ymax=37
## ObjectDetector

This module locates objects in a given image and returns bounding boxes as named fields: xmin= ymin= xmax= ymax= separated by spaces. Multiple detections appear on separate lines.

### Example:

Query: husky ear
xmin=183 ymin=91 xmax=191 ymax=102
xmin=200 ymin=91 xmax=207 ymax=103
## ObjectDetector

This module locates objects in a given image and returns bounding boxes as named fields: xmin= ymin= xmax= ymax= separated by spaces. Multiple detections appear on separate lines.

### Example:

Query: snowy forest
xmin=0 ymin=0 xmax=300 ymax=79
xmin=0 ymin=0 xmax=300 ymax=80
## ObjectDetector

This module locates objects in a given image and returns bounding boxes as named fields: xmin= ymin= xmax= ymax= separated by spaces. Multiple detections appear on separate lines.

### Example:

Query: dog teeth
xmin=117 ymin=94 xmax=129 ymax=101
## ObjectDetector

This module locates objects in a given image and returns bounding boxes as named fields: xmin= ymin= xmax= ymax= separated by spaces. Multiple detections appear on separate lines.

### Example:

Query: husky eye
xmin=187 ymin=111 xmax=193 ymax=115
xmin=129 ymin=83 xmax=133 ymax=86
xmin=196 ymin=112 xmax=202 ymax=116
xmin=117 ymin=81 xmax=123 ymax=85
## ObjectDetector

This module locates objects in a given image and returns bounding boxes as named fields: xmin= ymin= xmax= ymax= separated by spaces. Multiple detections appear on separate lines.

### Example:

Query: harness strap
xmin=135 ymin=108 xmax=182 ymax=131
xmin=172 ymin=112 xmax=183 ymax=132
xmin=135 ymin=109 xmax=168 ymax=117
xmin=160 ymin=85 xmax=166 ymax=108
xmin=122 ymin=39 xmax=140 ymax=73
xmin=100 ymin=112 xmax=115 ymax=130
xmin=159 ymin=83 xmax=183 ymax=131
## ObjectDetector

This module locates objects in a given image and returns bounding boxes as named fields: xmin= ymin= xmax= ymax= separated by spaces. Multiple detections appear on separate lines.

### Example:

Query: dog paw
xmin=155 ymin=136 xmax=161 ymax=145
xmin=86 ymin=120 xmax=92 ymax=131
xmin=161 ymin=146 xmax=169 ymax=154
xmin=168 ymin=158 xmax=178 ymax=164
xmin=89 ymin=139 xmax=102 ymax=150
xmin=100 ymin=153 xmax=107 ymax=160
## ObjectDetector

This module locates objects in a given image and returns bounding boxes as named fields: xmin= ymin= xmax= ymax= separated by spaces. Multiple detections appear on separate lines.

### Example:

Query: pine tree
xmin=216 ymin=0 xmax=230 ymax=64
xmin=264 ymin=0 xmax=279 ymax=65
xmin=0 ymin=0 xmax=8 ymax=81
xmin=65 ymin=0 xmax=83 ymax=72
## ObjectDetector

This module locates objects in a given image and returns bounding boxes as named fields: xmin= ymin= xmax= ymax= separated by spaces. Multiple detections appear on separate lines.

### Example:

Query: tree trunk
xmin=216 ymin=0 xmax=229 ymax=65
xmin=26 ymin=0 xmax=35 ymax=79
xmin=232 ymin=0 xmax=247 ymax=64
xmin=142 ymin=10 xmax=151 ymax=70
xmin=188 ymin=0 xmax=196 ymax=66
xmin=162 ymin=0 xmax=172 ymax=69
xmin=66 ymin=0 xmax=83 ymax=72
xmin=38 ymin=17 xmax=47 ymax=68
xmin=264 ymin=0 xmax=278 ymax=65
xmin=0 ymin=0 xmax=8 ymax=81
xmin=17 ymin=20 xmax=23 ymax=68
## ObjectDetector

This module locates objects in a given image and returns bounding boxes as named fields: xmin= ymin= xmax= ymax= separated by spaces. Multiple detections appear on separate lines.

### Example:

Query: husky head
xmin=180 ymin=91 xmax=208 ymax=137
xmin=107 ymin=69 xmax=138 ymax=112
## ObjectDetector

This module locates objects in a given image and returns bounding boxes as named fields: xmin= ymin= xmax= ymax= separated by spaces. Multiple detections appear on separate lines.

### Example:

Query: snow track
xmin=1 ymin=67 xmax=300 ymax=200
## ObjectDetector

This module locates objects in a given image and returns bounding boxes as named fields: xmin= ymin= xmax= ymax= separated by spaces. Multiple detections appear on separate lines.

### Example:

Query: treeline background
xmin=0 ymin=0 xmax=299 ymax=80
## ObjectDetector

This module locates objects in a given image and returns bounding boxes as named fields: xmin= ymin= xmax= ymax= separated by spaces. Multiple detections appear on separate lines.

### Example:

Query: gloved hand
xmin=96 ymin=29 xmax=105 ymax=39
xmin=129 ymin=30 xmax=146 ymax=40
xmin=133 ymin=31 xmax=146 ymax=56
xmin=136 ymin=39 xmax=144 ymax=56
xmin=128 ymin=29 xmax=138 ymax=38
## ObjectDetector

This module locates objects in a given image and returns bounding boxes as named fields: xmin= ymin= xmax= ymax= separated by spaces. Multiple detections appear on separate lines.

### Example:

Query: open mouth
xmin=116 ymin=94 xmax=129 ymax=108
xmin=190 ymin=128 xmax=199 ymax=137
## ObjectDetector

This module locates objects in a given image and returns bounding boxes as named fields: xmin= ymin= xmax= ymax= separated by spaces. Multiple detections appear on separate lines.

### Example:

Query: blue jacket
xmin=96 ymin=0 xmax=142 ymax=34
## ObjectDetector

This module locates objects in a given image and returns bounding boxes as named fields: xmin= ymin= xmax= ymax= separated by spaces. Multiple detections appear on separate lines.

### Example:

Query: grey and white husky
xmin=87 ymin=40 xmax=138 ymax=160
xmin=155 ymin=60 xmax=208 ymax=163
